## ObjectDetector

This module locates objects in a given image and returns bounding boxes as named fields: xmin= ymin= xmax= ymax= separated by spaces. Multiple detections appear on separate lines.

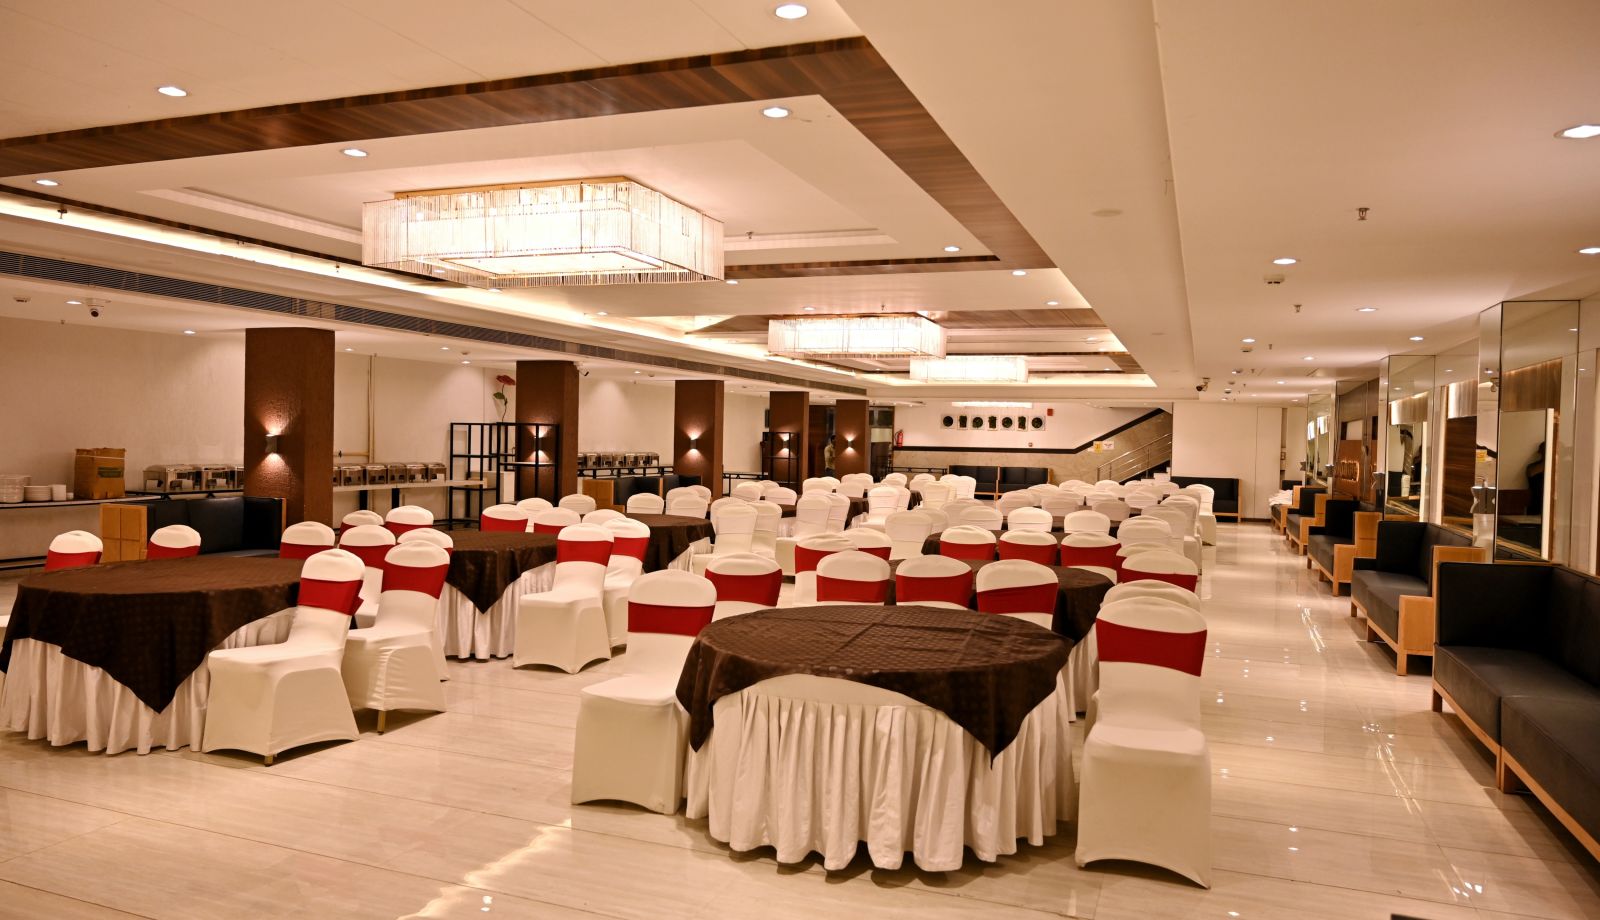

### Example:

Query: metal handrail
xmin=1095 ymin=433 xmax=1172 ymax=482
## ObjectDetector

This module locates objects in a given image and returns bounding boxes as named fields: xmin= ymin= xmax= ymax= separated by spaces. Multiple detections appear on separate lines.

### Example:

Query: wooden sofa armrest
xmin=1294 ymin=493 xmax=1329 ymax=548
xmin=1352 ymin=511 xmax=1380 ymax=557
xmin=1431 ymin=544 xmax=1489 ymax=594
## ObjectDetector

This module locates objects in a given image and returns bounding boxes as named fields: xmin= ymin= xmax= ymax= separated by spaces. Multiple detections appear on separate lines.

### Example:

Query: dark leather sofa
xmin=948 ymin=464 xmax=1048 ymax=498
xmin=1306 ymin=500 xmax=1377 ymax=596
xmin=1171 ymin=476 xmax=1240 ymax=519
xmin=1433 ymin=560 xmax=1600 ymax=861
xmin=144 ymin=495 xmax=284 ymax=557
xmin=1282 ymin=486 xmax=1324 ymax=550
xmin=608 ymin=473 xmax=702 ymax=506
xmin=1350 ymin=521 xmax=1481 ymax=674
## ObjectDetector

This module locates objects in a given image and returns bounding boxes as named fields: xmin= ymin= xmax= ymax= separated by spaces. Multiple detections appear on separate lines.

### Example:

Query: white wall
xmin=724 ymin=391 xmax=767 ymax=473
xmin=896 ymin=401 xmax=1148 ymax=449
xmin=1171 ymin=403 xmax=1284 ymax=519
xmin=1282 ymin=406 xmax=1307 ymax=483
xmin=573 ymin=377 xmax=764 ymax=473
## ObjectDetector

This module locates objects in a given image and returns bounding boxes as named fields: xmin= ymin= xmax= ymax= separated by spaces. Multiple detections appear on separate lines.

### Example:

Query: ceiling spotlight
xmin=461 ymin=360 xmax=471 ymax=365
xmin=725 ymin=279 xmax=739 ymax=284
xmin=1557 ymin=124 xmax=1600 ymax=139
xmin=1303 ymin=356 xmax=1315 ymax=361
xmin=1272 ymin=257 xmax=1298 ymax=265
xmin=596 ymin=311 xmax=608 ymax=316
xmin=344 ymin=347 xmax=354 ymax=352
xmin=1276 ymin=380 xmax=1286 ymax=385
xmin=762 ymin=106 xmax=790 ymax=119
xmin=182 ymin=329 xmax=196 ymax=335
xmin=1011 ymin=269 xmax=1027 ymax=277
xmin=156 ymin=85 xmax=188 ymax=97
xmin=1356 ymin=307 xmax=1377 ymax=313
xmin=65 ymin=299 xmax=82 ymax=305
xmin=774 ymin=2 xmax=808 ymax=19
xmin=803 ymin=306 xmax=816 ymax=311
xmin=1241 ymin=337 xmax=1256 ymax=343
xmin=1085 ymin=336 xmax=1099 ymax=343
xmin=1580 ymin=247 xmax=1600 ymax=255
xmin=34 ymin=178 xmax=59 ymax=187
xmin=1046 ymin=300 xmax=1059 ymax=306
xmin=943 ymin=245 xmax=961 ymax=252
xmin=431 ymin=268 xmax=446 ymax=275
xmin=341 ymin=147 xmax=368 ymax=158
xmin=487 ymin=287 xmax=502 ymax=293
xmin=1570 ymin=328 xmax=1580 ymax=333
xmin=1409 ymin=335 xmax=1424 ymax=342
xmin=440 ymin=346 xmax=450 ymax=351
xmin=633 ymin=370 xmax=641 ymax=375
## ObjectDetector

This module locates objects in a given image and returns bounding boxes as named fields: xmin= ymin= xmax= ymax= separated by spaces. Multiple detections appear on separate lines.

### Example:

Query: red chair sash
xmin=707 ymin=569 xmax=783 ymax=606
xmin=611 ymin=535 xmax=650 ymax=561
xmin=976 ymin=583 xmax=1058 ymax=616
xmin=557 ymin=539 xmax=613 ymax=566
xmin=1061 ymin=543 xmax=1121 ymax=569
xmin=386 ymin=521 xmax=429 ymax=537
xmin=794 ymin=545 xmax=842 ymax=574
xmin=628 ymin=601 xmax=715 ymax=636
xmin=145 ymin=542 xmax=200 ymax=561
xmin=380 ymin=561 xmax=450 ymax=599
xmin=854 ymin=545 xmax=892 ymax=560
xmin=279 ymin=540 xmax=330 ymax=561
xmin=481 ymin=513 xmax=527 ymax=532
xmin=343 ymin=543 xmax=392 ymax=569
xmin=1124 ymin=569 xmax=1199 ymax=591
xmin=998 ymin=541 xmax=1057 ymax=565
xmin=816 ymin=575 xmax=889 ymax=603
xmin=532 ymin=521 xmax=568 ymax=535
xmin=44 ymin=550 xmax=100 ymax=571
xmin=299 ymin=577 xmax=363 ymax=616
xmin=895 ymin=571 xmax=973 ymax=607
xmin=1096 ymin=618 xmax=1206 ymax=676
xmin=939 ymin=539 xmax=994 ymax=562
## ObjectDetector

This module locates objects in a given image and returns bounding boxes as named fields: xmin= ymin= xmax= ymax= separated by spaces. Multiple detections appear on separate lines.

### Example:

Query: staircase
xmin=1095 ymin=433 xmax=1172 ymax=483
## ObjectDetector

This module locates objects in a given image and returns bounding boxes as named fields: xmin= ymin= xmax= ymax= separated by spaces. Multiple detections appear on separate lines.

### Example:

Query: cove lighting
xmin=769 ymin=313 xmax=946 ymax=358
xmin=762 ymin=106 xmax=791 ymax=119
xmin=156 ymin=85 xmax=188 ymax=97
xmin=1272 ymin=257 xmax=1298 ymax=265
xmin=1557 ymin=124 xmax=1600 ymax=139
xmin=909 ymin=354 xmax=1028 ymax=383
xmin=34 ymin=178 xmax=58 ymax=187
xmin=953 ymin=400 xmax=1033 ymax=409
xmin=774 ymin=3 xmax=808 ymax=19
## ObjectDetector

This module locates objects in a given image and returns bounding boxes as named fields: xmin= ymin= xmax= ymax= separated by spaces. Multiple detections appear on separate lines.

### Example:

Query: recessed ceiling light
xmin=633 ymin=370 xmax=641 ymax=375
xmin=1303 ymin=356 xmax=1315 ymax=361
xmin=943 ymin=245 xmax=961 ymax=252
xmin=1241 ymin=337 xmax=1256 ymax=343
xmin=341 ymin=147 xmax=368 ymax=158
xmin=461 ymin=360 xmax=471 ymax=365
xmin=596 ymin=311 xmax=608 ymax=316
xmin=1085 ymin=336 xmax=1099 ymax=343
xmin=1272 ymin=257 xmax=1298 ymax=265
xmin=1570 ymin=328 xmax=1580 ymax=333
xmin=1580 ymin=247 xmax=1600 ymax=255
xmin=1557 ymin=124 xmax=1600 ymax=139
xmin=774 ymin=2 xmax=808 ymax=19
xmin=1046 ymin=300 xmax=1059 ymax=306
xmin=182 ymin=329 xmax=196 ymax=335
xmin=803 ymin=306 xmax=816 ymax=311
xmin=344 ymin=347 xmax=354 ymax=352
xmin=431 ymin=268 xmax=446 ymax=275
xmin=1276 ymin=380 xmax=1286 ymax=385
xmin=34 ymin=178 xmax=58 ymax=187
xmin=1409 ymin=335 xmax=1424 ymax=342
xmin=65 ymin=299 xmax=82 ymax=305
xmin=1356 ymin=306 xmax=1377 ymax=313
xmin=487 ymin=287 xmax=502 ymax=293
xmin=1443 ymin=369 xmax=1453 ymax=373
xmin=440 ymin=346 xmax=450 ymax=351
xmin=1011 ymin=269 xmax=1027 ymax=277
xmin=762 ymin=106 xmax=790 ymax=119
xmin=725 ymin=279 xmax=739 ymax=285
xmin=156 ymin=85 xmax=188 ymax=97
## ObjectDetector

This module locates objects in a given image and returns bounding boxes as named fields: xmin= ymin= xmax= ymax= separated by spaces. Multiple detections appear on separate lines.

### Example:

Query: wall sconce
xmin=780 ymin=432 xmax=791 ymax=442
xmin=264 ymin=433 xmax=280 ymax=455
xmin=687 ymin=434 xmax=699 ymax=452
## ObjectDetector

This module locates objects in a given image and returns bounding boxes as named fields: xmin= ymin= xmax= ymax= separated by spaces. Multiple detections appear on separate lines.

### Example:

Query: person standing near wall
xmin=823 ymin=437 xmax=837 ymax=476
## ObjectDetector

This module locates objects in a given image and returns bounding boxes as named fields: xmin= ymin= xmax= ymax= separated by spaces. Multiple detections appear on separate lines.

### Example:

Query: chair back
xmin=398 ymin=527 xmax=454 ymax=554
xmin=955 ymin=476 xmax=978 ymax=499
xmin=750 ymin=501 xmax=782 ymax=557
xmin=147 ymin=524 xmax=202 ymax=560
xmin=938 ymin=524 xmax=997 ymax=561
xmin=956 ymin=505 xmax=1003 ymax=530
xmin=909 ymin=473 xmax=936 ymax=488
xmin=552 ymin=523 xmax=614 ymax=592
xmin=516 ymin=497 xmax=553 ymax=517
xmin=280 ymin=521 xmax=336 ymax=560
xmin=706 ymin=553 xmax=782 ymax=618
xmin=842 ymin=527 xmax=892 ymax=559
xmin=975 ymin=559 xmax=1058 ymax=627
xmin=996 ymin=491 xmax=1037 ymax=515
xmin=837 ymin=478 xmax=867 ymax=499
xmin=822 ymin=493 xmax=851 ymax=532
xmin=1027 ymin=483 xmax=1059 ymax=499
xmin=710 ymin=500 xmax=758 ymax=555
xmin=377 ymin=542 xmax=450 ymax=629
xmin=1062 ymin=510 xmax=1111 ymax=535
xmin=625 ymin=569 xmax=717 ymax=677
xmin=1121 ymin=549 xmax=1200 ymax=591
xmin=893 ymin=554 xmax=974 ymax=609
xmin=1061 ymin=532 xmax=1122 ymax=572
xmin=1091 ymin=499 xmax=1131 ymax=523
xmin=1124 ymin=492 xmax=1159 ymax=512
xmin=625 ymin=492 xmax=664 ymax=514
xmin=1143 ymin=505 xmax=1192 ymax=539
xmin=340 ymin=509 xmax=384 ymax=534
xmin=1103 ymin=580 xmax=1201 ymax=611
xmin=532 ymin=507 xmax=581 ymax=535
xmin=1117 ymin=516 xmax=1175 ymax=550
xmin=801 ymin=477 xmax=833 ymax=494
xmin=1095 ymin=600 xmax=1207 ymax=726
xmin=583 ymin=508 xmax=625 ymax=526
xmin=291 ymin=548 xmax=365 ymax=650
xmin=1041 ymin=493 xmax=1083 ymax=517
xmin=384 ymin=505 xmax=433 ymax=536
xmin=866 ymin=485 xmax=898 ymax=515
xmin=687 ymin=485 xmax=712 ymax=501
xmin=881 ymin=472 xmax=908 ymax=488
xmin=339 ymin=524 xmax=397 ymax=570
xmin=884 ymin=511 xmax=934 ymax=560
xmin=892 ymin=486 xmax=913 ymax=511
xmin=45 ymin=530 xmax=103 ymax=570
xmin=917 ymin=481 xmax=954 ymax=510
xmin=794 ymin=533 xmax=853 ymax=574
xmin=1007 ymin=506 xmax=1053 ymax=533
xmin=731 ymin=482 xmax=764 ymax=501
xmin=480 ymin=504 xmax=530 ymax=533
xmin=558 ymin=493 xmax=597 ymax=515
xmin=792 ymin=493 xmax=832 ymax=538
xmin=999 ymin=529 xmax=1059 ymax=565
xmin=666 ymin=494 xmax=710 ymax=518
xmin=763 ymin=486 xmax=798 ymax=505
xmin=603 ymin=517 xmax=651 ymax=580
xmin=815 ymin=550 xmax=892 ymax=604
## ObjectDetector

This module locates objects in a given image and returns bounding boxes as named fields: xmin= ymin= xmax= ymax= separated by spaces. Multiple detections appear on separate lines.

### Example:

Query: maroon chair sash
xmin=794 ymin=545 xmax=842 ymax=574
xmin=976 ymin=583 xmax=1058 ymax=616
xmin=380 ymin=561 xmax=450 ymax=599
xmin=44 ymin=550 xmax=100 ymax=571
xmin=279 ymin=541 xmax=330 ymax=561
xmin=816 ymin=575 xmax=890 ymax=603
xmin=532 ymin=521 xmax=567 ymax=535
xmin=145 ymin=543 xmax=200 ymax=561
xmin=611 ymin=535 xmax=650 ymax=561
xmin=1095 ymin=618 xmax=1206 ymax=676
xmin=939 ymin=539 xmax=995 ymax=562
xmin=299 ymin=577 xmax=364 ymax=616
xmin=707 ymin=569 xmax=783 ymax=606
xmin=342 ymin=543 xmax=392 ymax=570
xmin=386 ymin=522 xmax=429 ymax=537
xmin=1061 ymin=543 xmax=1122 ymax=575
xmin=998 ymin=541 xmax=1058 ymax=565
xmin=628 ymin=601 xmax=715 ymax=636
xmin=557 ymin=539 xmax=613 ymax=566
xmin=1124 ymin=570 xmax=1199 ymax=591
xmin=481 ymin=514 xmax=527 ymax=533
xmin=854 ymin=545 xmax=892 ymax=560
xmin=894 ymin=570 xmax=973 ymax=607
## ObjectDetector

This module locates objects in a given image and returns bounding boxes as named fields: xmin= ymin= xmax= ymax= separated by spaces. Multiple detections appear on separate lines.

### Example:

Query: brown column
xmin=674 ymin=380 xmax=724 ymax=497
xmin=768 ymin=391 xmax=810 ymax=486
xmin=243 ymin=327 xmax=334 ymax=525
xmin=515 ymin=360 xmax=578 ymax=501
xmin=833 ymin=399 xmax=870 ymax=477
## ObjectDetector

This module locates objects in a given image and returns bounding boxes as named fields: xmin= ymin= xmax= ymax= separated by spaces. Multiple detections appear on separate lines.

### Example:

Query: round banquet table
xmin=677 ymin=604 xmax=1076 ymax=871
xmin=883 ymin=557 xmax=1110 ymax=642
xmin=438 ymin=531 xmax=558 ymax=661
xmin=623 ymin=513 xmax=715 ymax=571
xmin=0 ymin=556 xmax=305 ymax=754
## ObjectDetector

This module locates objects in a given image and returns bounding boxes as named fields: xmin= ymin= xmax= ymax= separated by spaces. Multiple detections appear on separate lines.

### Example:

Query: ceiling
xmin=1 ymin=0 xmax=1597 ymax=409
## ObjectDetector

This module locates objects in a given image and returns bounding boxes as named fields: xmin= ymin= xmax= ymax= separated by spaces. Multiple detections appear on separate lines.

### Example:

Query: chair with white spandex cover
xmin=1042 ymin=493 xmax=1084 ymax=517
xmin=1007 ymin=506 xmax=1053 ymax=533
xmin=790 ymin=533 xmax=853 ymax=605
xmin=957 ymin=505 xmax=1003 ymax=530
xmin=666 ymin=492 xmax=710 ymax=519
xmin=1063 ymin=509 xmax=1111 ymax=535
xmin=996 ymin=491 xmax=1037 ymax=516
xmin=202 ymin=549 xmax=363 ymax=764
xmin=340 ymin=510 xmax=383 ymax=534
xmin=749 ymin=500 xmax=781 ymax=559
xmin=584 ymin=509 xmax=625 ymax=527
xmin=953 ymin=475 xmax=978 ymax=500
xmin=396 ymin=527 xmax=455 ymax=676
xmin=687 ymin=484 xmax=713 ymax=501
xmin=1143 ymin=505 xmax=1202 ymax=568
xmin=1091 ymin=499 xmax=1132 ymax=524
xmin=881 ymin=472 xmax=908 ymax=489
xmin=892 ymin=486 xmax=913 ymax=512
xmin=999 ymin=529 xmax=1059 ymax=565
xmin=279 ymin=521 xmax=335 ymax=561
xmin=909 ymin=472 xmax=935 ymax=489
xmin=731 ymin=481 xmax=764 ymax=501
xmin=1077 ymin=599 xmax=1211 ymax=887
xmin=147 ymin=524 xmax=202 ymax=560
xmin=625 ymin=493 xmax=663 ymax=514
xmin=480 ymin=504 xmax=529 ymax=533
xmin=1118 ymin=516 xmax=1180 ymax=556
xmin=1124 ymin=492 xmax=1159 ymax=515
xmin=775 ymin=493 xmax=831 ymax=575
xmin=918 ymin=508 xmax=949 ymax=535
xmin=691 ymin=500 xmax=756 ymax=575
xmin=707 ymin=553 xmax=782 ymax=619
xmin=1027 ymin=483 xmax=1059 ymax=500
xmin=892 ymin=554 xmax=973 ymax=609
xmin=600 ymin=517 xmax=652 ymax=647
xmin=815 ymin=550 xmax=891 ymax=604
xmin=398 ymin=527 xmax=453 ymax=553
xmin=938 ymin=524 xmax=997 ymax=562
xmin=856 ymin=485 xmax=899 ymax=529
xmin=941 ymin=498 xmax=980 ymax=521
xmin=836 ymin=476 xmax=868 ymax=499
xmin=384 ymin=505 xmax=433 ymax=537
xmin=763 ymin=486 xmax=798 ymax=505
xmin=338 ymin=524 xmax=395 ymax=628
xmin=801 ymin=477 xmax=833 ymax=494
xmin=885 ymin=510 xmax=933 ymax=560
xmin=1103 ymin=579 xmax=1201 ymax=611
xmin=571 ymin=569 xmax=717 ymax=813
xmin=975 ymin=560 xmax=1058 ymax=631
xmin=841 ymin=527 xmax=892 ymax=559
xmin=917 ymin=480 xmax=954 ymax=511
xmin=513 ymin=524 xmax=614 ymax=672
xmin=1078 ymin=581 xmax=1202 ymax=726
xmin=559 ymin=493 xmax=598 ymax=515
xmin=531 ymin=507 xmax=580 ymax=535
xmin=709 ymin=497 xmax=742 ymax=519
xmin=516 ymin=497 xmax=553 ymax=517
xmin=822 ymin=492 xmax=851 ymax=533
xmin=1060 ymin=532 xmax=1120 ymax=583
xmin=1122 ymin=550 xmax=1200 ymax=592
xmin=342 ymin=542 xmax=449 ymax=731
xmin=45 ymin=531 xmax=102 ymax=570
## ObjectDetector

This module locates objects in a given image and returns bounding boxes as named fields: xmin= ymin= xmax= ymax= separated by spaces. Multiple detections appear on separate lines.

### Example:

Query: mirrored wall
xmin=1305 ymin=392 xmax=1334 ymax=486
xmin=1377 ymin=356 xmax=1434 ymax=520
xmin=1433 ymin=341 xmax=1479 ymax=536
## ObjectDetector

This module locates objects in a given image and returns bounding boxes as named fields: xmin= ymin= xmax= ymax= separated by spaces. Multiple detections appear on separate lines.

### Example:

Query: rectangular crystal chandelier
xmin=767 ymin=314 xmax=947 ymax=358
xmin=909 ymin=355 xmax=1029 ymax=383
xmin=361 ymin=178 xmax=723 ymax=287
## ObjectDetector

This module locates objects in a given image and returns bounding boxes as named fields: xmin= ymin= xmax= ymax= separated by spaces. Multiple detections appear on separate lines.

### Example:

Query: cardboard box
xmin=74 ymin=447 xmax=127 ymax=499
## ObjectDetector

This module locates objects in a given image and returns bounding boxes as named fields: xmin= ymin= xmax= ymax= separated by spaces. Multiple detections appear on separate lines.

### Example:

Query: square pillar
xmin=833 ymin=399 xmax=870 ymax=477
xmin=768 ymin=391 xmax=810 ymax=486
xmin=516 ymin=360 xmax=578 ymax=501
xmin=674 ymin=380 xmax=724 ymax=496
xmin=243 ymin=327 xmax=334 ymax=525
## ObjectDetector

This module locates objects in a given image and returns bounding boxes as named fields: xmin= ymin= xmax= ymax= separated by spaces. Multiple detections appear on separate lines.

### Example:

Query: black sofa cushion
xmin=1502 ymin=696 xmax=1600 ymax=842
xmin=1000 ymin=467 xmax=1047 ymax=486
xmin=188 ymin=497 xmax=244 ymax=552
xmin=1435 ymin=646 xmax=1600 ymax=740
xmin=1351 ymin=569 xmax=1424 ymax=638
xmin=1307 ymin=534 xmax=1345 ymax=572
xmin=143 ymin=495 xmax=282 ymax=555
xmin=1370 ymin=521 xmax=1471 ymax=587
xmin=1170 ymin=476 xmax=1240 ymax=515
xmin=1540 ymin=567 xmax=1600 ymax=687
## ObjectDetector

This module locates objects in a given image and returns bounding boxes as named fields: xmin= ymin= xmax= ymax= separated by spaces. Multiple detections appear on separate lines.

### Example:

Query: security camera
xmin=89 ymin=306 xmax=100 ymax=318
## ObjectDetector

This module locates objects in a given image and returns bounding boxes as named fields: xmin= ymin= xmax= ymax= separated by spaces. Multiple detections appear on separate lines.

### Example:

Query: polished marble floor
xmin=2 ymin=524 xmax=1599 ymax=919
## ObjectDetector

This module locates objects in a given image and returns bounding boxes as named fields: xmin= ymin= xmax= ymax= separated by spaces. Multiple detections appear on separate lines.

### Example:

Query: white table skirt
xmin=684 ymin=673 xmax=1075 ymax=872
xmin=0 ymin=608 xmax=294 ymax=755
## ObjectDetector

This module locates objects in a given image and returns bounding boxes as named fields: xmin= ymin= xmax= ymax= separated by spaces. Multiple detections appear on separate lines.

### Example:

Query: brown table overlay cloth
xmin=919 ymin=523 xmax=1120 ymax=556
xmin=0 ymin=556 xmax=304 ymax=712
xmin=624 ymin=514 xmax=715 ymax=572
xmin=883 ymin=558 xmax=1111 ymax=642
xmin=447 ymin=531 xmax=558 ymax=613
xmin=677 ymin=604 xmax=1071 ymax=757
xmin=773 ymin=494 xmax=918 ymax=522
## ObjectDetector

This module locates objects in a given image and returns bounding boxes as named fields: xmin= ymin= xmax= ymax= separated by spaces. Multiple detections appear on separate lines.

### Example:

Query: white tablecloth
xmin=684 ymin=672 xmax=1075 ymax=871
xmin=0 ymin=608 xmax=295 ymax=755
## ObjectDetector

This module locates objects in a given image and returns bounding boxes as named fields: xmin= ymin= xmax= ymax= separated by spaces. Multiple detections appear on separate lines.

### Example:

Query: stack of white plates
xmin=22 ymin=485 xmax=52 ymax=502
